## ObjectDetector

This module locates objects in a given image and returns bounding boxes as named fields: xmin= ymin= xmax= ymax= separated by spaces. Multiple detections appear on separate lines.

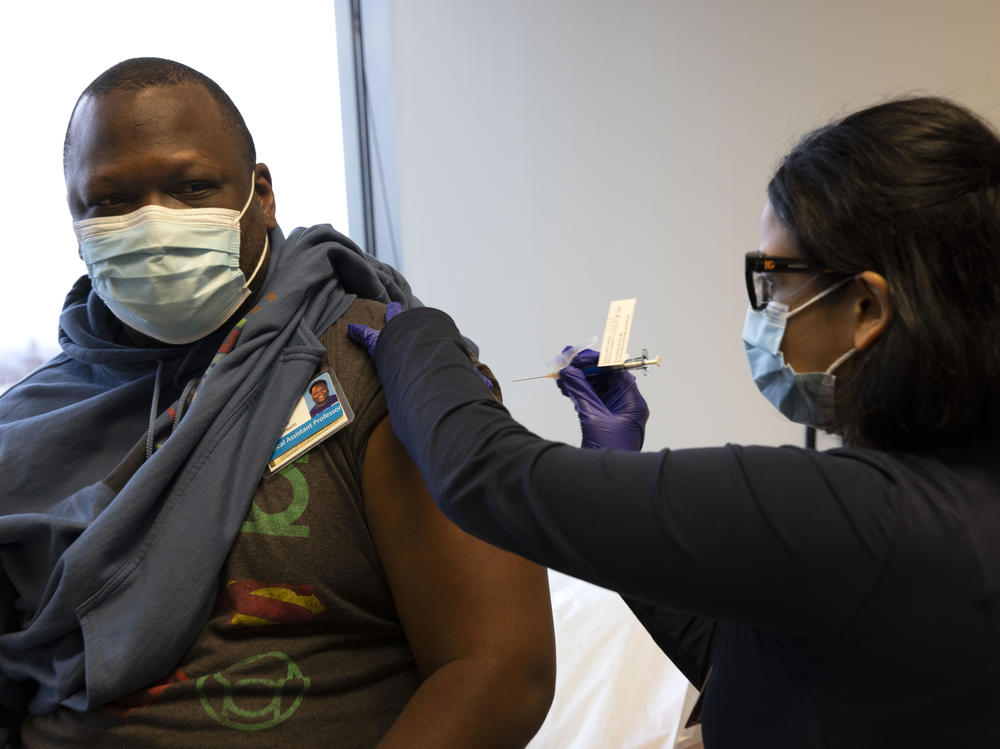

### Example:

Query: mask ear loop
xmin=824 ymin=347 xmax=856 ymax=375
xmin=236 ymin=172 xmax=259 ymax=221
xmin=769 ymin=272 xmax=822 ymax=307
xmin=244 ymin=235 xmax=269 ymax=287
xmin=785 ymin=274 xmax=857 ymax=320
xmin=237 ymin=173 xmax=269 ymax=288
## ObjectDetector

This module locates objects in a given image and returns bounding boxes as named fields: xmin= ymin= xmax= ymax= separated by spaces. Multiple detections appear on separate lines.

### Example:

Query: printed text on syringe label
xmin=598 ymin=298 xmax=636 ymax=367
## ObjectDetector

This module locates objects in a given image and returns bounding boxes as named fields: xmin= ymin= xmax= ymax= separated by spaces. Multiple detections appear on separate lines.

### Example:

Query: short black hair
xmin=63 ymin=57 xmax=256 ymax=172
xmin=310 ymin=380 xmax=329 ymax=392
xmin=768 ymin=96 xmax=1000 ymax=450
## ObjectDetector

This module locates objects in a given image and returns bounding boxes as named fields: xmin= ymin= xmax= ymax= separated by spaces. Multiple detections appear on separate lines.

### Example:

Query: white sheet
xmin=527 ymin=571 xmax=694 ymax=748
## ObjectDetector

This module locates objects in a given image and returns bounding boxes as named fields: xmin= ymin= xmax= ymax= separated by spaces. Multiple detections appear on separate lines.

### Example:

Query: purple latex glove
xmin=346 ymin=302 xmax=403 ymax=356
xmin=556 ymin=348 xmax=649 ymax=452
xmin=347 ymin=303 xmax=494 ymax=391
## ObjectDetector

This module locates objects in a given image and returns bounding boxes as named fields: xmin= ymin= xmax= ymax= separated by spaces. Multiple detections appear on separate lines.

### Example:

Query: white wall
xmin=384 ymin=0 xmax=1000 ymax=452
xmin=380 ymin=2 xmax=1000 ymax=745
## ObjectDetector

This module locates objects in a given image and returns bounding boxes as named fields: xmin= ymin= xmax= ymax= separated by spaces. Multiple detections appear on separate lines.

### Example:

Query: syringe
xmin=511 ymin=349 xmax=662 ymax=382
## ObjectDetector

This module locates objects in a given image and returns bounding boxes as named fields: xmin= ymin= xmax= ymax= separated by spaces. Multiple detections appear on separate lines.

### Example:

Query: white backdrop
xmin=380 ymin=1 xmax=1000 ymax=745
xmin=0 ymin=0 xmax=349 ymax=361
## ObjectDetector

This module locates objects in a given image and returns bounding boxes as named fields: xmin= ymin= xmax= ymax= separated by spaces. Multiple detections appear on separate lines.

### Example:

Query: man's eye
xmin=94 ymin=195 xmax=126 ymax=207
xmin=178 ymin=182 xmax=213 ymax=195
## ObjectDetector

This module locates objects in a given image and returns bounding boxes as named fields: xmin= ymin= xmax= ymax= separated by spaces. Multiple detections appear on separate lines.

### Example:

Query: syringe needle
xmin=509 ymin=373 xmax=557 ymax=382
xmin=511 ymin=353 xmax=661 ymax=382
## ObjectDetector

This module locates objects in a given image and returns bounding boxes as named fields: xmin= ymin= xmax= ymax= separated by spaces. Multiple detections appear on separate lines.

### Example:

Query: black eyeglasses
xmin=745 ymin=252 xmax=849 ymax=310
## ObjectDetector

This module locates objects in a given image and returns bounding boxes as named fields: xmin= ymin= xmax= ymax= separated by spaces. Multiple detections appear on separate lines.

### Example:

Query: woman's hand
xmin=346 ymin=301 xmax=403 ymax=355
xmin=348 ymin=302 xmax=494 ymax=392
xmin=556 ymin=348 xmax=649 ymax=452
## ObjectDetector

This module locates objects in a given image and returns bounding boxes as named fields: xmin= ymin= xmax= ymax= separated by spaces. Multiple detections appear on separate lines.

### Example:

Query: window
xmin=0 ymin=1 xmax=350 ymax=390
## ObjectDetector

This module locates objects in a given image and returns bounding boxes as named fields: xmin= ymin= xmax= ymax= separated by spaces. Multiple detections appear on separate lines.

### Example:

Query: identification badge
xmin=267 ymin=369 xmax=354 ymax=474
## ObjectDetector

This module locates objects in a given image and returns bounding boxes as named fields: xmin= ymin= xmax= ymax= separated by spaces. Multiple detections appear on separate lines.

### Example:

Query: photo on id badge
xmin=267 ymin=369 xmax=354 ymax=474
xmin=307 ymin=376 xmax=340 ymax=417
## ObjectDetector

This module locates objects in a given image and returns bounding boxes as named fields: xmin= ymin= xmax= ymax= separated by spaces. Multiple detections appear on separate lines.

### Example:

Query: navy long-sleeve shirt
xmin=372 ymin=307 xmax=1000 ymax=748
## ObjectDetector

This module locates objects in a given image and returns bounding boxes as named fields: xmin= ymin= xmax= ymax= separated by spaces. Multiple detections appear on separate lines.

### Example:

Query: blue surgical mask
xmin=742 ymin=276 xmax=856 ymax=430
xmin=73 ymin=176 xmax=267 ymax=345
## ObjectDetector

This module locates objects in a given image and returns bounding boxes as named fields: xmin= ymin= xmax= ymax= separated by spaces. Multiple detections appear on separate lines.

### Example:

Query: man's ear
xmin=254 ymin=163 xmax=277 ymax=230
xmin=853 ymin=271 xmax=891 ymax=351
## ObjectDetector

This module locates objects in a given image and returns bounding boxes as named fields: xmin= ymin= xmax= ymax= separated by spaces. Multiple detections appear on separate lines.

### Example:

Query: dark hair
xmin=768 ymin=96 xmax=1000 ymax=450
xmin=310 ymin=380 xmax=328 ymax=391
xmin=63 ymin=57 xmax=255 ymax=171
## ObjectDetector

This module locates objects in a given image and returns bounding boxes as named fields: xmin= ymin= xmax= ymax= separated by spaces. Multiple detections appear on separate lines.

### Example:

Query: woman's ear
xmin=853 ymin=271 xmax=891 ymax=351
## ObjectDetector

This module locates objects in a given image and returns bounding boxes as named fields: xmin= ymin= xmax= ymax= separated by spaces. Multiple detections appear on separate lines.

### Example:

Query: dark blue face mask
xmin=741 ymin=276 xmax=856 ymax=430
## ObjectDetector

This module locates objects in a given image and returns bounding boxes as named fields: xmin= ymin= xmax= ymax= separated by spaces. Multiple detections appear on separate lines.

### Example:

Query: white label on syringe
xmin=598 ymin=298 xmax=636 ymax=367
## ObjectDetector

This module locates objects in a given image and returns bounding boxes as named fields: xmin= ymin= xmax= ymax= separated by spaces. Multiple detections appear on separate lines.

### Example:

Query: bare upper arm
xmin=362 ymin=415 xmax=555 ymax=683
